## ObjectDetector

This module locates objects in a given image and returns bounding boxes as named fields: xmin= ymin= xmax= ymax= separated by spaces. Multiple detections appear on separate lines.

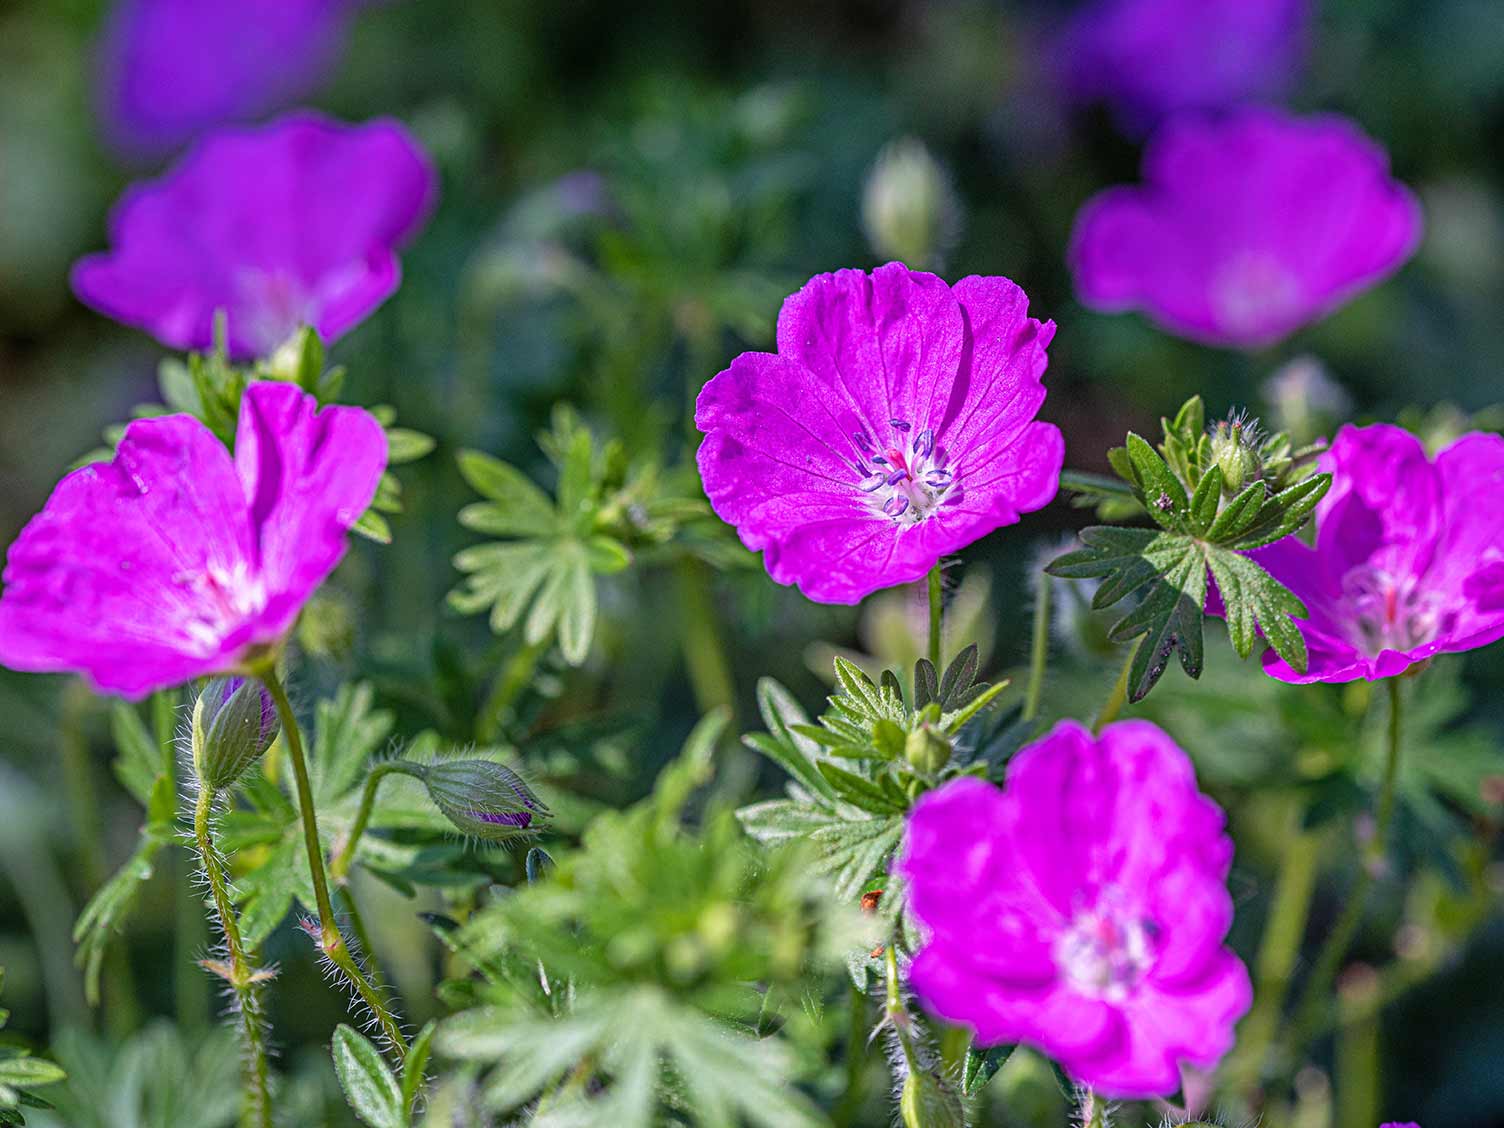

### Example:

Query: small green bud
xmin=862 ymin=137 xmax=959 ymax=269
xmin=904 ymin=723 xmax=951 ymax=774
xmin=900 ymin=1068 xmax=965 ymax=1128
xmin=424 ymin=760 xmax=550 ymax=839
xmin=192 ymin=678 xmax=279 ymax=790
xmin=1208 ymin=412 xmax=1265 ymax=496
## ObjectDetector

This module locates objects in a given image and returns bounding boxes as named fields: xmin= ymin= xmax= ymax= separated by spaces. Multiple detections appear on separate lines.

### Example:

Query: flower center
xmin=1053 ymin=901 xmax=1157 ymax=1002
xmin=171 ymin=561 xmax=269 ymax=656
xmin=236 ymin=268 xmax=318 ymax=356
xmin=1210 ymin=252 xmax=1303 ymax=338
xmin=849 ymin=418 xmax=960 ymax=525
xmin=1340 ymin=565 xmax=1447 ymax=655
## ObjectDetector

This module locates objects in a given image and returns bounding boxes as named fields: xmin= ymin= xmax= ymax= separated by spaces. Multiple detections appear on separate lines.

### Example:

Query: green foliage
xmin=332 ymin=1026 xmax=407 ymax=1128
xmin=72 ymin=697 xmax=178 ymax=1005
xmin=1048 ymin=397 xmax=1331 ymax=701
xmin=449 ymin=404 xmax=734 ymax=665
xmin=0 ymin=970 xmax=66 ymax=1127
xmin=434 ymin=712 xmax=852 ymax=1126
xmin=737 ymin=647 xmax=1010 ymax=983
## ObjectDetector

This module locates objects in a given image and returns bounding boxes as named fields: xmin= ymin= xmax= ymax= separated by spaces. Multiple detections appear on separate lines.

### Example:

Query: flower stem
xmin=259 ymin=669 xmax=409 ymax=1063
xmin=1093 ymin=640 xmax=1139 ymax=733
xmin=330 ymin=760 xmax=427 ymax=882
xmin=1081 ymin=1089 xmax=1108 ymax=1128
xmin=884 ymin=945 xmax=920 ymax=1069
xmin=1284 ymin=677 xmax=1404 ymax=1053
xmin=192 ymin=786 xmax=272 ymax=1128
xmin=1022 ymin=575 xmax=1051 ymax=723
xmin=475 ymin=636 xmax=549 ymax=744
xmin=927 ymin=563 xmax=943 ymax=671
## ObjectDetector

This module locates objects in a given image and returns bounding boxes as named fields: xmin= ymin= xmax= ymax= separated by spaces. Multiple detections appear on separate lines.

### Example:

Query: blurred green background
xmin=2 ymin=0 xmax=1503 ymax=1124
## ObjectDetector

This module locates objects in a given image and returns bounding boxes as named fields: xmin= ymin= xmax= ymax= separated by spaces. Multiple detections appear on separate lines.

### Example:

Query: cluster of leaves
xmin=329 ymin=1022 xmax=437 ymax=1128
xmin=736 ymin=647 xmax=1011 ymax=974
xmin=1048 ymin=397 xmax=1331 ymax=702
xmin=432 ymin=711 xmax=859 ymax=1127
xmin=0 ymin=970 xmax=65 ymax=1126
xmin=449 ymin=404 xmax=742 ymax=666
xmin=75 ymin=324 xmax=434 ymax=544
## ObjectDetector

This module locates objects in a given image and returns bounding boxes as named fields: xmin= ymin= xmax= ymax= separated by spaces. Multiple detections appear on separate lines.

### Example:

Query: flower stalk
xmin=192 ymin=785 xmax=272 ymax=1128
xmin=1094 ymin=640 xmax=1139 ymax=733
xmin=259 ymin=667 xmax=409 ymax=1062
xmin=1022 ymin=574 xmax=1052 ymax=722
xmin=927 ymin=564 xmax=944 ymax=671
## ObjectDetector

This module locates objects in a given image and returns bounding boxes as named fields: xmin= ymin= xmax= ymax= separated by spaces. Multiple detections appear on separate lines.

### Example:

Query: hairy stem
xmin=1022 ymin=574 xmax=1051 ymax=723
xmin=259 ymin=668 xmax=409 ymax=1062
xmin=193 ymin=787 xmax=272 ymax=1128
xmin=884 ymin=945 xmax=920 ymax=1070
xmin=679 ymin=558 xmax=737 ymax=719
xmin=330 ymin=760 xmax=427 ymax=882
xmin=926 ymin=564 xmax=944 ymax=672
xmin=1284 ymin=678 xmax=1404 ymax=1054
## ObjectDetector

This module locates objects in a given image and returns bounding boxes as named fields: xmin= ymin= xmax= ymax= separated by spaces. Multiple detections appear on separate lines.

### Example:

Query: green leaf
xmin=815 ymin=762 xmax=908 ymax=815
xmin=384 ymin=428 xmax=435 ymax=465
xmin=1227 ymin=473 xmax=1332 ymax=549
xmin=1109 ymin=546 xmax=1207 ymax=702
xmin=585 ymin=535 xmax=631 ymax=574
xmin=937 ymin=644 xmax=979 ymax=710
xmin=1204 ymin=548 xmax=1309 ymax=673
xmin=0 ymin=1058 xmax=65 ymax=1089
xmin=353 ymin=509 xmax=393 ymax=544
xmin=73 ymin=822 xmax=175 ymax=1004
xmin=1125 ymin=432 xmax=1188 ymax=529
xmin=741 ymin=679 xmax=837 ymax=803
xmin=455 ymin=451 xmax=556 ymax=535
xmin=109 ymin=702 xmax=164 ymax=808
xmin=736 ymin=802 xmax=903 ymax=901
xmin=1188 ymin=465 xmax=1223 ymax=532
xmin=1206 ymin=480 xmax=1266 ymax=543
xmin=555 ymin=547 xmax=597 ymax=665
xmin=332 ymin=1025 xmax=405 ymax=1128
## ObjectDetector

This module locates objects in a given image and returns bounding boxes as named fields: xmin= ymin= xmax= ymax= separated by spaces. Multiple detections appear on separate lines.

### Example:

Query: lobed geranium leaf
xmin=1204 ymin=547 xmax=1309 ymax=673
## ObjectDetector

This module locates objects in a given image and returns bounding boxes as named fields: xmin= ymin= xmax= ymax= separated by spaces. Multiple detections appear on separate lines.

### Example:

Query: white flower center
xmin=1340 ymin=565 xmax=1447 ymax=655
xmin=1210 ymin=252 xmax=1303 ymax=339
xmin=1053 ymin=902 xmax=1157 ymax=1002
xmin=171 ymin=560 xmax=269 ymax=655
xmin=847 ymin=418 xmax=962 ymax=525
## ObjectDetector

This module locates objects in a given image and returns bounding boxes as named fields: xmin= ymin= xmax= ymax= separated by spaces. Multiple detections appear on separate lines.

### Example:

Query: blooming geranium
xmin=0 ymin=382 xmax=386 ymax=699
xmin=695 ymin=263 xmax=1063 ymax=604
xmin=97 ymin=0 xmax=363 ymax=158
xmin=1054 ymin=0 xmax=1309 ymax=133
xmin=1069 ymin=108 xmax=1423 ymax=349
xmin=898 ymin=720 xmax=1251 ymax=1098
xmin=1239 ymin=423 xmax=1504 ymax=683
xmin=73 ymin=112 xmax=437 ymax=360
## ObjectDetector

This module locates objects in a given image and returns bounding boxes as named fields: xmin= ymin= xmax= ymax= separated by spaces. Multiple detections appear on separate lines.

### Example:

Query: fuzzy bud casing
xmin=904 ymin=724 xmax=951 ymax=774
xmin=425 ymin=760 xmax=549 ymax=839
xmin=192 ymin=677 xmax=279 ymax=790
xmin=900 ymin=1069 xmax=964 ymax=1128
xmin=1209 ymin=416 xmax=1263 ymax=496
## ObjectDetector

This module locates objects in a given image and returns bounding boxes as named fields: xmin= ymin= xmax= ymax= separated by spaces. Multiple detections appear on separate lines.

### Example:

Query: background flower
xmin=1054 ymin=0 xmax=1309 ymax=133
xmin=695 ymin=262 xmax=1063 ymax=604
xmin=898 ymin=720 xmax=1250 ymax=1098
xmin=1068 ymin=108 xmax=1423 ymax=349
xmin=0 ymin=382 xmax=386 ymax=698
xmin=72 ymin=112 xmax=437 ymax=359
xmin=96 ymin=0 xmax=363 ymax=159
xmin=1241 ymin=424 xmax=1504 ymax=683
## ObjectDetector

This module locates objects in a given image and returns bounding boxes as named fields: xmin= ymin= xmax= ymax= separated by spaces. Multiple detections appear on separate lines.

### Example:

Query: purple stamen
xmin=889 ymin=419 xmax=911 ymax=432
xmin=852 ymin=432 xmax=873 ymax=451
xmin=886 ymin=469 xmax=908 ymax=486
xmin=883 ymin=495 xmax=910 ymax=517
xmin=858 ymin=473 xmax=886 ymax=492
xmin=872 ymin=456 xmax=889 ymax=467
xmin=913 ymin=428 xmax=935 ymax=456
xmin=925 ymin=469 xmax=953 ymax=487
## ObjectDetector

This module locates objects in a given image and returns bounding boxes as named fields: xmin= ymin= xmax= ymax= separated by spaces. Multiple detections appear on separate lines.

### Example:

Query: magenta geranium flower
xmin=97 ymin=0 xmax=362 ymax=158
xmin=1068 ymin=108 xmax=1423 ymax=349
xmin=898 ymin=720 xmax=1251 ymax=1098
xmin=1239 ymin=424 xmax=1504 ymax=684
xmin=73 ymin=112 xmax=437 ymax=360
xmin=1055 ymin=0 xmax=1309 ymax=132
xmin=695 ymin=263 xmax=1064 ymax=604
xmin=0 ymin=382 xmax=386 ymax=699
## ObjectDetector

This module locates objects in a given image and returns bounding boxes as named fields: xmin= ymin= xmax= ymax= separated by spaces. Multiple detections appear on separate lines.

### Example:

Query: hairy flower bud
xmin=192 ymin=677 xmax=279 ymax=790
xmin=904 ymin=724 xmax=951 ymax=775
xmin=425 ymin=760 xmax=550 ymax=839
xmin=862 ymin=137 xmax=959 ymax=269
xmin=900 ymin=1068 xmax=964 ymax=1128
xmin=1208 ymin=412 xmax=1264 ymax=496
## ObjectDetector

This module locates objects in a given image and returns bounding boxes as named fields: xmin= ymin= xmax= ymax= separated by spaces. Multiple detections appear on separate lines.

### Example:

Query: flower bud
xmin=862 ymin=137 xmax=959 ymax=269
xmin=904 ymin=723 xmax=951 ymax=775
xmin=1208 ymin=413 xmax=1264 ymax=496
xmin=900 ymin=1068 xmax=964 ymax=1128
xmin=192 ymin=677 xmax=279 ymax=790
xmin=424 ymin=760 xmax=550 ymax=839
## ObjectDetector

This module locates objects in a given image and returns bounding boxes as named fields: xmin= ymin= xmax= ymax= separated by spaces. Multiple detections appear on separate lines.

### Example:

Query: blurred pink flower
xmin=695 ymin=263 xmax=1063 ymax=604
xmin=1237 ymin=424 xmax=1504 ymax=682
xmin=0 ymin=382 xmax=386 ymax=699
xmin=97 ymin=0 xmax=364 ymax=158
xmin=898 ymin=720 xmax=1250 ymax=1098
xmin=1069 ymin=108 xmax=1422 ymax=349
xmin=73 ymin=112 xmax=437 ymax=359
xmin=1055 ymin=0 xmax=1309 ymax=133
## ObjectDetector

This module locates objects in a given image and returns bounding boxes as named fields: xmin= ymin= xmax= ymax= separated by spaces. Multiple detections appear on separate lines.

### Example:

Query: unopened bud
xmin=1209 ymin=412 xmax=1264 ymax=496
xmin=863 ymin=137 xmax=959 ymax=269
xmin=192 ymin=678 xmax=279 ymax=790
xmin=425 ymin=760 xmax=550 ymax=839
xmin=900 ymin=1069 xmax=964 ymax=1128
xmin=904 ymin=724 xmax=951 ymax=774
